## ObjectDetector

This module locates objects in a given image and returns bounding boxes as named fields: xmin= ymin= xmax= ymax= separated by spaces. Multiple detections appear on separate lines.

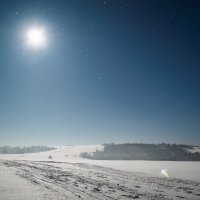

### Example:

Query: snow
xmin=0 ymin=145 xmax=103 ymax=161
xmin=187 ymin=146 xmax=200 ymax=154
xmin=83 ymin=160 xmax=200 ymax=181
xmin=0 ymin=164 xmax=56 ymax=200
xmin=0 ymin=145 xmax=199 ymax=181
xmin=0 ymin=145 xmax=200 ymax=199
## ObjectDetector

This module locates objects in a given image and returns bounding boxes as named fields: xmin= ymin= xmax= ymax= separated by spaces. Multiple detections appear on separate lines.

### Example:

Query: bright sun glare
xmin=27 ymin=27 xmax=46 ymax=48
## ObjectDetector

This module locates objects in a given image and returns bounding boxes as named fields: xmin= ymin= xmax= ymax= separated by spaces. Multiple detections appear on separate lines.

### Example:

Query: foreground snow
xmin=1 ymin=160 xmax=200 ymax=200
xmin=0 ymin=145 xmax=200 ymax=199
xmin=0 ymin=163 xmax=59 ymax=200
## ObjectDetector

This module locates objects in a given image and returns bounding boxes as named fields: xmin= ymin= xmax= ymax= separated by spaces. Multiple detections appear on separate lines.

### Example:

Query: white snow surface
xmin=187 ymin=146 xmax=200 ymax=154
xmin=0 ymin=145 xmax=199 ymax=181
xmin=0 ymin=145 xmax=200 ymax=199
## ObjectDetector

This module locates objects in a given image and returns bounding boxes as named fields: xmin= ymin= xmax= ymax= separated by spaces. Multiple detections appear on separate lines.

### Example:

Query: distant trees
xmin=0 ymin=145 xmax=56 ymax=154
xmin=80 ymin=143 xmax=200 ymax=161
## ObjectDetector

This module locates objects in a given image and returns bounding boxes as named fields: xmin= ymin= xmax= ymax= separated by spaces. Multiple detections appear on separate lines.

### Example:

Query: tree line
xmin=80 ymin=143 xmax=200 ymax=161
xmin=0 ymin=145 xmax=56 ymax=154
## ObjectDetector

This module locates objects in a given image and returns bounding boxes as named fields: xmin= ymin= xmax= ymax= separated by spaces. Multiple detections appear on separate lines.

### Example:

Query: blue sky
xmin=0 ymin=0 xmax=200 ymax=145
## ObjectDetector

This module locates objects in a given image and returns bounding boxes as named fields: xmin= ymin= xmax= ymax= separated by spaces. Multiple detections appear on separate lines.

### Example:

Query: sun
xmin=26 ymin=27 xmax=47 ymax=48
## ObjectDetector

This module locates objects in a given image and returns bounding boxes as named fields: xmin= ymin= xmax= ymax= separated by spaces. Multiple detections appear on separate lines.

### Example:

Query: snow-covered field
xmin=0 ymin=145 xmax=200 ymax=199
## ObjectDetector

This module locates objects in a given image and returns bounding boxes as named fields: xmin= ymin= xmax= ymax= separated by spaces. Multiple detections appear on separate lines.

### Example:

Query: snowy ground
xmin=187 ymin=146 xmax=200 ymax=154
xmin=0 ymin=145 xmax=200 ymax=199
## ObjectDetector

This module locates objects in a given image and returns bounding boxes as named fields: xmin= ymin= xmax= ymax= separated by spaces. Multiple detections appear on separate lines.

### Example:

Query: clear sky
xmin=0 ymin=0 xmax=200 ymax=146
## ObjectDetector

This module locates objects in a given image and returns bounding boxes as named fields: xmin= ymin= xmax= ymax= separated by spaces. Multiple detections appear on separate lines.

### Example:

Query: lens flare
xmin=161 ymin=169 xmax=169 ymax=178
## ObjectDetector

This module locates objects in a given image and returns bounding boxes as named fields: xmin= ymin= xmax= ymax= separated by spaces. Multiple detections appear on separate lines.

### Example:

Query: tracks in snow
xmin=1 ymin=160 xmax=200 ymax=200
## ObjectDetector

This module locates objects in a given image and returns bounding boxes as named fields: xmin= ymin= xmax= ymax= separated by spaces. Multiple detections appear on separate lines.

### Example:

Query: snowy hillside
xmin=0 ymin=145 xmax=200 ymax=199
